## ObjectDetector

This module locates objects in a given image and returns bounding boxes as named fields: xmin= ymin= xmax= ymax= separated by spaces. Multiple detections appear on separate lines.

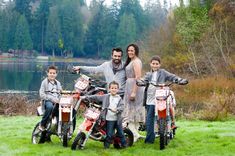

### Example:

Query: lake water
xmin=0 ymin=60 xmax=99 ymax=97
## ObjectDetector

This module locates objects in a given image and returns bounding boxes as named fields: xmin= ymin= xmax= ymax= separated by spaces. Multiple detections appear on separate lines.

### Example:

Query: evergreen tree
xmin=119 ymin=0 xmax=146 ymax=34
xmin=14 ymin=0 xmax=32 ymax=21
xmin=0 ymin=9 xmax=8 ymax=51
xmin=0 ymin=2 xmax=20 ymax=51
xmin=14 ymin=15 xmax=33 ymax=50
xmin=84 ymin=0 xmax=105 ymax=57
xmin=31 ymin=0 xmax=51 ymax=54
xmin=144 ymin=0 xmax=166 ymax=29
xmin=58 ymin=0 xmax=84 ymax=57
xmin=45 ymin=6 xmax=61 ymax=57
xmin=116 ymin=13 xmax=137 ymax=49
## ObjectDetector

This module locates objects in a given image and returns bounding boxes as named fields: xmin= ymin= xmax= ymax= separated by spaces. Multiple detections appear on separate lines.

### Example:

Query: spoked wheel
xmin=71 ymin=132 xmax=86 ymax=150
xmin=113 ymin=128 xmax=134 ymax=149
xmin=159 ymin=118 xmax=166 ymax=150
xmin=32 ymin=122 xmax=46 ymax=144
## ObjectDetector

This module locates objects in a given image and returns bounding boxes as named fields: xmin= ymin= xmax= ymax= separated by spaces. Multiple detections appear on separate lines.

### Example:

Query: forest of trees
xmin=0 ymin=0 xmax=234 ymax=77
xmin=0 ymin=0 xmax=169 ymax=58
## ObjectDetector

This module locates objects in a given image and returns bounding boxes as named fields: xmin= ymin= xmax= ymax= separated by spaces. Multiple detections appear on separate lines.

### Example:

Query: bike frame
xmin=77 ymin=107 xmax=101 ymax=147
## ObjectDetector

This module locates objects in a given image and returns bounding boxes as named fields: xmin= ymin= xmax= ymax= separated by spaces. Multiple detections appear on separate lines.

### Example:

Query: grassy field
xmin=0 ymin=116 xmax=235 ymax=156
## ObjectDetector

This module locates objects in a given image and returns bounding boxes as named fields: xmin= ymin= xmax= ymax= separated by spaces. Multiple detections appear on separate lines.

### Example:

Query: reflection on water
xmin=0 ymin=60 xmax=94 ymax=97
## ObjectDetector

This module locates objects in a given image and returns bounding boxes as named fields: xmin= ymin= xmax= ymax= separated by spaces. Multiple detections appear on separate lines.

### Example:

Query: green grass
xmin=0 ymin=116 xmax=235 ymax=156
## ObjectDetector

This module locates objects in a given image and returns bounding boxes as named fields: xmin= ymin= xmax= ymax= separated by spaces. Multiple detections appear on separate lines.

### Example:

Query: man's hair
xmin=150 ymin=55 xmax=161 ymax=64
xmin=109 ymin=81 xmax=119 ymax=88
xmin=112 ymin=47 xmax=123 ymax=56
xmin=47 ymin=65 xmax=58 ymax=72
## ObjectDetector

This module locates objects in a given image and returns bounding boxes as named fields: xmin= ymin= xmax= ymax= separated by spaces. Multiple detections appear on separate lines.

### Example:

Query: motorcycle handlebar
xmin=136 ymin=79 xmax=188 ymax=87
xmin=61 ymin=90 xmax=79 ymax=94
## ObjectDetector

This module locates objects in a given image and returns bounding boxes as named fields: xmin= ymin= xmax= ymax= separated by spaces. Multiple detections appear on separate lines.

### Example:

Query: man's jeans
xmin=145 ymin=105 xmax=155 ymax=143
xmin=104 ymin=120 xmax=126 ymax=148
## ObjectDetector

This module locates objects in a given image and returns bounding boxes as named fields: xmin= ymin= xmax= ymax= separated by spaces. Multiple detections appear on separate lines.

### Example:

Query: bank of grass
xmin=0 ymin=116 xmax=235 ymax=156
xmin=173 ymin=76 xmax=235 ymax=120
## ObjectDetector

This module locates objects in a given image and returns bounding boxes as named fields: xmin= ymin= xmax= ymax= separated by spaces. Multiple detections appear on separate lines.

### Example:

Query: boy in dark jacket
xmin=143 ymin=55 xmax=187 ymax=144
xmin=85 ymin=81 xmax=127 ymax=149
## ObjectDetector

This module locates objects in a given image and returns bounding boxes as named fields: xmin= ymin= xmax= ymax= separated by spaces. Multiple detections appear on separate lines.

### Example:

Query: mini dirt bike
xmin=71 ymin=100 xmax=134 ymax=150
xmin=31 ymin=74 xmax=92 ymax=147
xmin=137 ymin=79 xmax=188 ymax=150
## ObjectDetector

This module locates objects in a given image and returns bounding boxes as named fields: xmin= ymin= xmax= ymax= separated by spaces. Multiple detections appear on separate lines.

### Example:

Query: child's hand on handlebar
xmin=72 ymin=66 xmax=80 ymax=71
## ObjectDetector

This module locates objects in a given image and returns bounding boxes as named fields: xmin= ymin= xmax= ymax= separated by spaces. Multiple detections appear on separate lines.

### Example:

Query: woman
xmin=123 ymin=43 xmax=145 ymax=142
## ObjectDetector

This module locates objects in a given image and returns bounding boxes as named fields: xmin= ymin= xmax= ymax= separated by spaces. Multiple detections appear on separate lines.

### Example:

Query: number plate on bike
xmin=84 ymin=109 xmax=100 ymax=120
xmin=60 ymin=97 xmax=73 ymax=104
xmin=155 ymin=100 xmax=166 ymax=111
xmin=75 ymin=77 xmax=89 ymax=91
xmin=155 ymin=89 xmax=166 ymax=97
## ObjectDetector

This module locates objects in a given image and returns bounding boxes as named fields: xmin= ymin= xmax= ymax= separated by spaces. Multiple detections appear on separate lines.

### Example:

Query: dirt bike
xmin=32 ymin=73 xmax=102 ymax=147
xmin=71 ymin=98 xmax=134 ymax=150
xmin=137 ymin=79 xmax=188 ymax=150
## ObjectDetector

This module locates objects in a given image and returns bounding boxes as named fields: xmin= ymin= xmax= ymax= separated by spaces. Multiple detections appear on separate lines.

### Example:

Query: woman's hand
xmin=130 ymin=92 xmax=136 ymax=101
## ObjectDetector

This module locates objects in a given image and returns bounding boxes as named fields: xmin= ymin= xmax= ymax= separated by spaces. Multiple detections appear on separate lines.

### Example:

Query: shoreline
xmin=0 ymin=56 xmax=108 ymax=65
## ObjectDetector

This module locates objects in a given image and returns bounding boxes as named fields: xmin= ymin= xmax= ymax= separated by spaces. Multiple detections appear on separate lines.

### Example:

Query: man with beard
xmin=73 ymin=48 xmax=126 ymax=96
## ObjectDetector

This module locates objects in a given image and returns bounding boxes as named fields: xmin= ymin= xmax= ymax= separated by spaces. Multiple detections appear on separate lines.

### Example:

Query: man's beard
xmin=112 ymin=59 xmax=121 ymax=64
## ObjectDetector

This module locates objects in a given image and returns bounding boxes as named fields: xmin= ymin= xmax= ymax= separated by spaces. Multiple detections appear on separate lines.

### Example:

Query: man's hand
xmin=108 ymin=108 xmax=117 ymax=113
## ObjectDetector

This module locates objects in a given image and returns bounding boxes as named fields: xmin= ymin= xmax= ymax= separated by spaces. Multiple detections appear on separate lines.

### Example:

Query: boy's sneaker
xmin=171 ymin=123 xmax=177 ymax=130
xmin=39 ymin=124 xmax=46 ymax=131
xmin=52 ymin=117 xmax=57 ymax=124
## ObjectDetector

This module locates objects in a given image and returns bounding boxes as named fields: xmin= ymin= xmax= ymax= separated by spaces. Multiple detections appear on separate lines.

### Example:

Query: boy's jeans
xmin=104 ymin=120 xmax=127 ymax=148
xmin=40 ymin=100 xmax=54 ymax=127
xmin=145 ymin=105 xmax=155 ymax=143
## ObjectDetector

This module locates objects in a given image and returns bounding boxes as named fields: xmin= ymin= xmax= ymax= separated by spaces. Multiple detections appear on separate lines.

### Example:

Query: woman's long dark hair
xmin=124 ymin=43 xmax=139 ymax=68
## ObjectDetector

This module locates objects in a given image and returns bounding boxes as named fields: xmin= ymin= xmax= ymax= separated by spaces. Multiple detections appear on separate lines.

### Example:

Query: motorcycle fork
xmin=69 ymin=106 xmax=73 ymax=136
xmin=81 ymin=120 xmax=98 ymax=147
xmin=166 ymin=97 xmax=171 ymax=134
xmin=58 ymin=105 xmax=62 ymax=135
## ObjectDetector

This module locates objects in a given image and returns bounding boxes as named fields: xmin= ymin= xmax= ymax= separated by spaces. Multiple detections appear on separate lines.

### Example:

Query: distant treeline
xmin=0 ymin=0 xmax=169 ymax=58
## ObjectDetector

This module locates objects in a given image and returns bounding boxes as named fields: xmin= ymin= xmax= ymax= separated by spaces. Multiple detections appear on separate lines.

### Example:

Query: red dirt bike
xmin=32 ymin=73 xmax=105 ymax=147
xmin=137 ymin=79 xmax=188 ymax=150
xmin=71 ymin=98 xmax=134 ymax=150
